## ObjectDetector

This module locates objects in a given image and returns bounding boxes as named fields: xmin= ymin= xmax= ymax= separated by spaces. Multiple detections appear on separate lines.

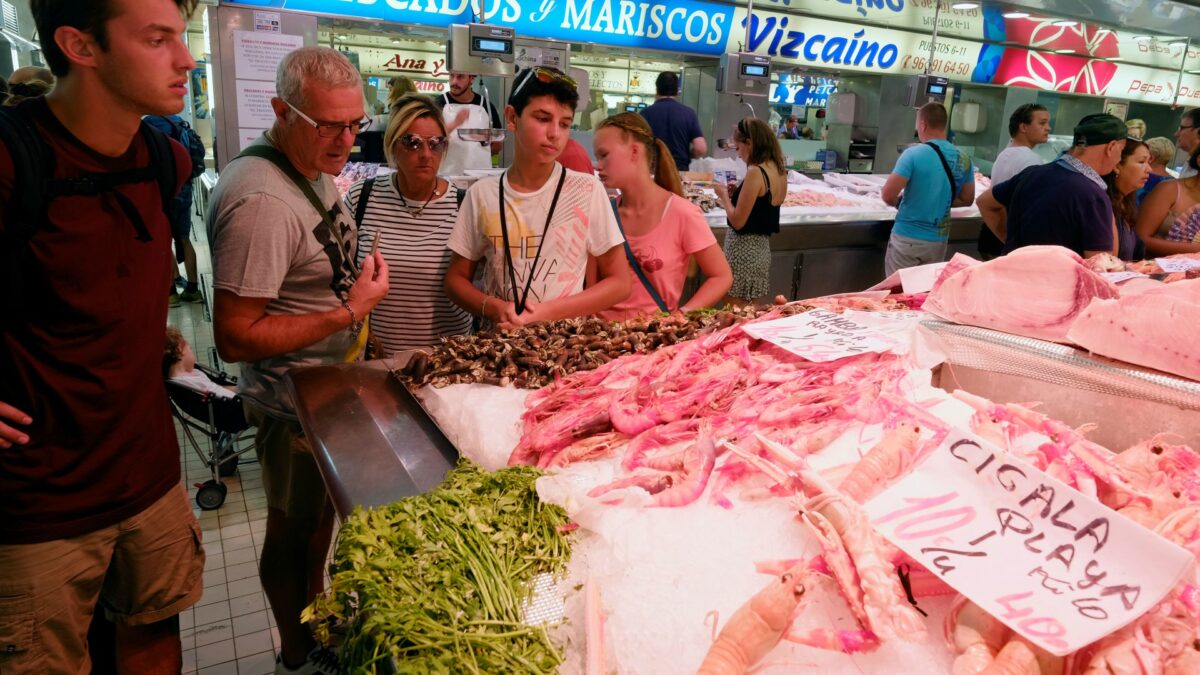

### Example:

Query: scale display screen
xmin=927 ymin=83 xmax=946 ymax=95
xmin=742 ymin=63 xmax=769 ymax=77
xmin=473 ymin=37 xmax=512 ymax=55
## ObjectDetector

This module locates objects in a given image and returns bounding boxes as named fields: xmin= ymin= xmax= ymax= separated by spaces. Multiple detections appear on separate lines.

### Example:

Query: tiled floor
xmin=169 ymin=221 xmax=280 ymax=675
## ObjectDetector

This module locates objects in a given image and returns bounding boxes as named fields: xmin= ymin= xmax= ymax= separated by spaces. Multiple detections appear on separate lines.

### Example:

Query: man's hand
xmin=347 ymin=250 xmax=390 ymax=318
xmin=0 ymin=402 xmax=32 ymax=449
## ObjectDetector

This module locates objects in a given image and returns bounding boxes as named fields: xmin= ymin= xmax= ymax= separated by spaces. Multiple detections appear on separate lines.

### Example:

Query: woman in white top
xmin=346 ymin=94 xmax=472 ymax=354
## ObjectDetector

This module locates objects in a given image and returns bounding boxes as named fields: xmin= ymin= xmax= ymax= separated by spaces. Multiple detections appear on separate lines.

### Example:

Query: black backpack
xmin=0 ymin=103 xmax=179 ymax=319
xmin=160 ymin=115 xmax=206 ymax=180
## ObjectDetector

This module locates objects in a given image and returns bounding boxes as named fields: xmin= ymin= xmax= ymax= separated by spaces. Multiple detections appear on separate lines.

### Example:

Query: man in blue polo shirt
xmin=977 ymin=113 xmax=1127 ymax=259
xmin=640 ymin=71 xmax=706 ymax=172
xmin=881 ymin=102 xmax=975 ymax=276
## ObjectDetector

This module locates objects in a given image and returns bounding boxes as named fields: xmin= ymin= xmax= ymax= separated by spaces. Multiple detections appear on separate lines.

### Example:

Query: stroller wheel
xmin=196 ymin=480 xmax=228 ymax=510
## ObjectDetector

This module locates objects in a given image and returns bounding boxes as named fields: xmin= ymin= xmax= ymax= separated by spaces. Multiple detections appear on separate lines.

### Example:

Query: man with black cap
xmin=977 ymin=113 xmax=1127 ymax=258
xmin=640 ymin=71 xmax=706 ymax=172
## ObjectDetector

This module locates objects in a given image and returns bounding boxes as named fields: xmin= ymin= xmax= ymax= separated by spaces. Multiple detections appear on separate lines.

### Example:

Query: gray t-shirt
xmin=991 ymin=144 xmax=1044 ymax=184
xmin=209 ymin=135 xmax=359 ymax=419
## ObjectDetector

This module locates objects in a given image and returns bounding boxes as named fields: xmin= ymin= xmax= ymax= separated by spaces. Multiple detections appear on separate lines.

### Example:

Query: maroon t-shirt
xmin=0 ymin=98 xmax=191 ymax=544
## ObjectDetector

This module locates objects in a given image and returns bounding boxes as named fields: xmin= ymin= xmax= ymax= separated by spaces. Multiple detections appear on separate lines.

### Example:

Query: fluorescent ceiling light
xmin=1002 ymin=11 xmax=1030 ymax=19
xmin=1170 ymin=41 xmax=1188 ymax=48
xmin=950 ymin=2 xmax=978 ymax=8
xmin=1053 ymin=20 xmax=1078 ymax=27
xmin=1133 ymin=35 xmax=1153 ymax=41
xmin=1054 ymin=49 xmax=1075 ymax=53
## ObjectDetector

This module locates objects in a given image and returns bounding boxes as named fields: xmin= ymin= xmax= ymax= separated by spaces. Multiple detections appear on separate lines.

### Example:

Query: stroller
xmin=165 ymin=364 xmax=256 ymax=510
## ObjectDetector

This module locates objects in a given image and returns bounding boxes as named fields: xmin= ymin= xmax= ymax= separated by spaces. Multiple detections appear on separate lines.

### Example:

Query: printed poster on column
xmin=864 ymin=429 xmax=1193 ymax=656
xmin=234 ymin=30 xmax=304 ymax=81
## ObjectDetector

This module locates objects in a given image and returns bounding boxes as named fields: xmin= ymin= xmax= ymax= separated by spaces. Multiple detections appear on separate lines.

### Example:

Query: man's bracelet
xmin=342 ymin=299 xmax=363 ymax=335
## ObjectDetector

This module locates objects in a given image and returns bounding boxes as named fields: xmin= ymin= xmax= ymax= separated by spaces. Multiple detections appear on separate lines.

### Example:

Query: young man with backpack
xmin=0 ymin=1 xmax=204 ymax=673
xmin=146 ymin=112 xmax=207 ymax=305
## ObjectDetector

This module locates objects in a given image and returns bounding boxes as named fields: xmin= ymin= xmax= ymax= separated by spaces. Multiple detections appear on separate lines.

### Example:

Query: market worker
xmin=589 ymin=112 xmax=732 ymax=320
xmin=640 ymin=71 xmax=707 ymax=172
xmin=0 ymin=1 xmax=204 ymax=673
xmin=435 ymin=70 xmax=503 ymax=175
xmin=1126 ymin=118 xmax=1146 ymax=140
xmin=977 ymin=113 xmax=1127 ymax=259
xmin=978 ymin=103 xmax=1051 ymax=259
xmin=210 ymin=46 xmax=388 ymax=675
xmin=778 ymin=115 xmax=802 ymax=140
xmin=345 ymin=94 xmax=471 ymax=354
xmin=444 ymin=66 xmax=631 ymax=329
xmin=1135 ymin=147 xmax=1200 ymax=255
xmin=712 ymin=117 xmax=786 ymax=306
xmin=1176 ymin=107 xmax=1199 ymax=179
xmin=880 ymin=102 xmax=975 ymax=276
xmin=1102 ymin=138 xmax=1151 ymax=261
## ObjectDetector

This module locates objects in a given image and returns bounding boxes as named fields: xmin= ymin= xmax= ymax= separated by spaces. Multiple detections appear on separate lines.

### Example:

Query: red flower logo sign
xmin=992 ymin=49 xmax=1118 ymax=95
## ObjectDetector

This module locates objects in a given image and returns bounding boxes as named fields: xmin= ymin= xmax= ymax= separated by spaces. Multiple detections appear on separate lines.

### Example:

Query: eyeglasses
xmin=1181 ymin=125 xmax=1197 ymax=131
xmin=284 ymin=100 xmax=371 ymax=138
xmin=397 ymin=134 xmax=448 ymax=153
xmin=510 ymin=67 xmax=577 ymax=101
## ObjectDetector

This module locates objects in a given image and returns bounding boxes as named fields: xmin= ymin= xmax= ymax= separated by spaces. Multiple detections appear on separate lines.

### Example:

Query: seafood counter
xmin=287 ymin=259 xmax=1200 ymax=674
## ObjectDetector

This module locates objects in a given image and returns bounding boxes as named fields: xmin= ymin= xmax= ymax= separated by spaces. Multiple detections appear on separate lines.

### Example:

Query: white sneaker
xmin=274 ymin=646 xmax=339 ymax=675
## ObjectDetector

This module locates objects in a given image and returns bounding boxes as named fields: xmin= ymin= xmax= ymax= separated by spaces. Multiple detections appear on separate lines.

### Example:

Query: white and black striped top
xmin=347 ymin=175 xmax=471 ymax=353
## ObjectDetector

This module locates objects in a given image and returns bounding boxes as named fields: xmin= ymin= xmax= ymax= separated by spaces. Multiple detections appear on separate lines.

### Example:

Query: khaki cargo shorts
xmin=0 ymin=484 xmax=205 ymax=674
xmin=243 ymin=402 xmax=329 ymax=523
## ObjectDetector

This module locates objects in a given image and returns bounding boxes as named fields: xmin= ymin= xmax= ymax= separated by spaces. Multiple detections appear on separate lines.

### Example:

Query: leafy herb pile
xmin=303 ymin=461 xmax=572 ymax=673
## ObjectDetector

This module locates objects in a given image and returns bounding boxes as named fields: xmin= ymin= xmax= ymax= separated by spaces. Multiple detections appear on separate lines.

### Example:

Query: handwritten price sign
xmin=864 ymin=429 xmax=1192 ymax=656
xmin=742 ymin=309 xmax=897 ymax=362
xmin=1155 ymin=258 xmax=1200 ymax=273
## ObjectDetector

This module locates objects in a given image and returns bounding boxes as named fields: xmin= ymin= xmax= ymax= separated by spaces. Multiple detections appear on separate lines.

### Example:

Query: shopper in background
xmin=778 ymin=115 xmax=802 ymax=140
xmin=979 ymin=103 xmax=1051 ymax=259
xmin=712 ymin=117 xmax=785 ymax=306
xmin=590 ymin=112 xmax=731 ymax=320
xmin=1176 ymin=108 xmax=1199 ymax=179
xmin=9 ymin=65 xmax=55 ymax=87
xmin=369 ymin=75 xmax=418 ymax=130
xmin=146 ymin=112 xmax=207 ymax=306
xmin=210 ymin=46 xmax=388 ymax=675
xmin=1139 ymin=136 xmax=1176 ymax=204
xmin=345 ymin=94 xmax=470 ymax=354
xmin=1103 ymin=138 xmax=1150 ymax=261
xmin=558 ymin=136 xmax=595 ymax=174
xmin=881 ymin=102 xmax=975 ymax=276
xmin=1135 ymin=147 xmax=1200 ymax=255
xmin=640 ymin=71 xmax=706 ymax=172
xmin=0 ymin=1 xmax=202 ymax=673
xmin=444 ymin=66 xmax=630 ymax=328
xmin=977 ymin=113 xmax=1127 ymax=259
xmin=1125 ymin=118 xmax=1146 ymax=140
xmin=4 ymin=78 xmax=52 ymax=105
xmin=436 ymin=71 xmax=502 ymax=174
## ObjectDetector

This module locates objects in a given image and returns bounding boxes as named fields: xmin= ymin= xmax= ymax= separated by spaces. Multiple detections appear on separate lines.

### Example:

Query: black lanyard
xmin=498 ymin=166 xmax=567 ymax=315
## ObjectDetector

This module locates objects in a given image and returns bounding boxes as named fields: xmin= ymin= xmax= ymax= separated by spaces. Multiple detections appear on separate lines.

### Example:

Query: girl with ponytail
xmin=588 ymin=112 xmax=732 ymax=320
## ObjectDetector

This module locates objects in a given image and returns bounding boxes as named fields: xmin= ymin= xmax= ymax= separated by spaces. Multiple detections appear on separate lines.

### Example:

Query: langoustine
xmin=696 ymin=561 xmax=810 ymax=675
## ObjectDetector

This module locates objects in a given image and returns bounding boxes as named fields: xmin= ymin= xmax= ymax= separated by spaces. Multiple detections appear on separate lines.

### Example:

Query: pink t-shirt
xmin=600 ymin=194 xmax=718 ymax=321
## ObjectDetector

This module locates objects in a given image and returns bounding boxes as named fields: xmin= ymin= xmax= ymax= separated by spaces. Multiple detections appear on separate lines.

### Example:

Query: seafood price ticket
xmin=1155 ymin=257 xmax=1200 ymax=273
xmin=741 ymin=308 xmax=897 ymax=362
xmin=864 ymin=429 xmax=1194 ymax=656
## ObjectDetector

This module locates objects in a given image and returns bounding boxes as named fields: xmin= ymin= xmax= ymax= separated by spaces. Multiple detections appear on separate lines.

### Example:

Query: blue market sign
xmin=771 ymin=75 xmax=837 ymax=106
xmin=226 ymin=0 xmax=738 ymax=55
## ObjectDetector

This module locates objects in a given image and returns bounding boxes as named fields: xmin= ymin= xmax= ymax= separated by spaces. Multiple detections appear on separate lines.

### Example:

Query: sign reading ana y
xmin=864 ymin=429 xmax=1193 ymax=656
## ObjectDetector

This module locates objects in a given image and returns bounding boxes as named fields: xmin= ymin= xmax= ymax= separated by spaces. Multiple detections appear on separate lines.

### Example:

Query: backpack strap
xmin=353 ymin=176 xmax=375 ymax=229
xmin=611 ymin=197 xmax=669 ymax=313
xmin=455 ymin=183 xmax=466 ymax=208
xmin=140 ymin=120 xmax=179 ymax=221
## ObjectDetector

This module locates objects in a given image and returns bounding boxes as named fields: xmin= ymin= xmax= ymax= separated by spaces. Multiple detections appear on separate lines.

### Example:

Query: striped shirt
xmin=347 ymin=175 xmax=472 ymax=353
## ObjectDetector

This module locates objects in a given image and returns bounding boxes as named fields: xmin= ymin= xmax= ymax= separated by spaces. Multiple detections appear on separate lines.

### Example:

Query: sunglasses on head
xmin=510 ymin=66 xmax=577 ymax=101
xmin=397 ymin=134 xmax=448 ymax=153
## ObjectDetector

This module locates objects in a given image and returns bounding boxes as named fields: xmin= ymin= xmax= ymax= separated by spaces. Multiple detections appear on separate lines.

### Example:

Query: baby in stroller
xmin=164 ymin=326 xmax=253 ymax=509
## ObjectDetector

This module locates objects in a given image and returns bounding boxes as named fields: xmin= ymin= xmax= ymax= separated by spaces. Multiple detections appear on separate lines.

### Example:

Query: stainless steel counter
xmin=285 ymin=360 xmax=457 ymax=518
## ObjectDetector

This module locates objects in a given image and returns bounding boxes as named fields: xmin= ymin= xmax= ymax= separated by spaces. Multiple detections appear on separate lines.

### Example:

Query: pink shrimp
xmin=782 ymin=627 xmax=879 ymax=653
xmin=837 ymin=422 xmax=922 ymax=503
xmin=546 ymin=431 xmax=627 ymax=469
xmin=696 ymin=562 xmax=809 ymax=675
xmin=648 ymin=424 xmax=716 ymax=508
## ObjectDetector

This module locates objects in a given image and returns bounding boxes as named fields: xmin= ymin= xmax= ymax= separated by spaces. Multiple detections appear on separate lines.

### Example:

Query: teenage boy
xmin=978 ymin=103 xmax=1051 ymax=258
xmin=0 ymin=1 xmax=203 ymax=673
xmin=444 ymin=66 xmax=630 ymax=326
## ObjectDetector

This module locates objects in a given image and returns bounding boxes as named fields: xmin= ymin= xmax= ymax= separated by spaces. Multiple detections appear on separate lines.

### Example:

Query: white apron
xmin=441 ymin=93 xmax=493 ymax=175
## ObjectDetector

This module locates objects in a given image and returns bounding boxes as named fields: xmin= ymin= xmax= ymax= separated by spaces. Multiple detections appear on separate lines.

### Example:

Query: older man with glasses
xmin=1176 ymin=108 xmax=1199 ymax=178
xmin=208 ymin=46 xmax=389 ymax=675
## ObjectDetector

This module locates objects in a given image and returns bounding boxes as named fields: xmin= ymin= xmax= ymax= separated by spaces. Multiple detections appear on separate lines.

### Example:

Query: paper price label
xmin=742 ymin=309 xmax=896 ymax=362
xmin=864 ymin=429 xmax=1193 ymax=656
xmin=1100 ymin=271 xmax=1146 ymax=284
xmin=1155 ymin=258 xmax=1200 ymax=273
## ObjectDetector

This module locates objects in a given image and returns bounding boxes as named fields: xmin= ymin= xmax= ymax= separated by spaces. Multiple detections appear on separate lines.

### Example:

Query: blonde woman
xmin=345 ymin=94 xmax=471 ymax=353
xmin=588 ymin=112 xmax=731 ymax=320
xmin=1139 ymin=136 xmax=1175 ymax=204
xmin=712 ymin=117 xmax=787 ymax=305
